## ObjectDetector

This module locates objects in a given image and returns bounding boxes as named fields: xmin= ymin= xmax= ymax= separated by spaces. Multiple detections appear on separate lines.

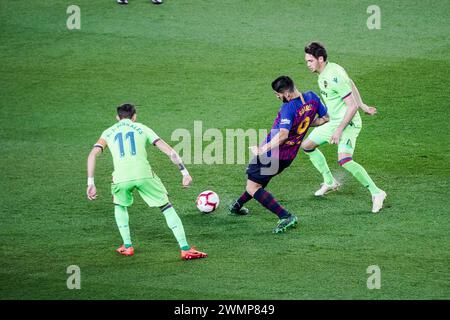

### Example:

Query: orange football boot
xmin=116 ymin=245 xmax=134 ymax=256
xmin=181 ymin=247 xmax=207 ymax=260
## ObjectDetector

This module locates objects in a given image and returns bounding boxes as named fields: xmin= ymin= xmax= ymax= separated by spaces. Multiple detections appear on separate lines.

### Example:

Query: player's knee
xmin=246 ymin=183 xmax=260 ymax=196
xmin=338 ymin=157 xmax=353 ymax=166
xmin=302 ymin=147 xmax=316 ymax=153
xmin=301 ymin=140 xmax=316 ymax=153
xmin=245 ymin=186 xmax=255 ymax=196
xmin=160 ymin=202 xmax=172 ymax=212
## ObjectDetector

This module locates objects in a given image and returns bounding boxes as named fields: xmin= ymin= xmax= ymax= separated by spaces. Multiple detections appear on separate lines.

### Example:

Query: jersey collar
xmin=320 ymin=61 xmax=330 ymax=75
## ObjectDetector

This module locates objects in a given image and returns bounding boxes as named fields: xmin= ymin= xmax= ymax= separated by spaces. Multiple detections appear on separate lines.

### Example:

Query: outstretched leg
xmin=160 ymin=203 xmax=207 ymax=260
xmin=301 ymin=139 xmax=339 ymax=196
xmin=229 ymin=191 xmax=252 ymax=215
xmin=114 ymin=205 xmax=134 ymax=256
xmin=246 ymin=180 xmax=298 ymax=233
xmin=229 ymin=175 xmax=270 ymax=216
xmin=338 ymin=153 xmax=386 ymax=213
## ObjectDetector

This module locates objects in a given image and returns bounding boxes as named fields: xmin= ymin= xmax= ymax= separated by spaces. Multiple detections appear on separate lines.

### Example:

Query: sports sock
xmin=253 ymin=188 xmax=290 ymax=219
xmin=161 ymin=204 xmax=190 ymax=250
xmin=236 ymin=191 xmax=252 ymax=207
xmin=304 ymin=149 xmax=335 ymax=186
xmin=114 ymin=205 xmax=132 ymax=247
xmin=341 ymin=159 xmax=382 ymax=196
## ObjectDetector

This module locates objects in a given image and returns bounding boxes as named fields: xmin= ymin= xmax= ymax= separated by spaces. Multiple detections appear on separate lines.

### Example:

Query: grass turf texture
xmin=0 ymin=0 xmax=449 ymax=300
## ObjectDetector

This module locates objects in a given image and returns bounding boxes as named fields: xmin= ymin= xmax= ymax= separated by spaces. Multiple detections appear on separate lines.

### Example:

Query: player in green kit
xmin=302 ymin=42 xmax=387 ymax=213
xmin=86 ymin=103 xmax=207 ymax=260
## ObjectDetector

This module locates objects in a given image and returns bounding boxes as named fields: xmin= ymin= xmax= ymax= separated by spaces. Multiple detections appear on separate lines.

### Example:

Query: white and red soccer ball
xmin=196 ymin=190 xmax=219 ymax=213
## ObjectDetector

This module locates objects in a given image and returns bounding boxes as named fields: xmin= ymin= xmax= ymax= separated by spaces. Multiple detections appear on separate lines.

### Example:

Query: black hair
xmin=304 ymin=41 xmax=327 ymax=61
xmin=117 ymin=103 xmax=136 ymax=119
xmin=271 ymin=76 xmax=295 ymax=93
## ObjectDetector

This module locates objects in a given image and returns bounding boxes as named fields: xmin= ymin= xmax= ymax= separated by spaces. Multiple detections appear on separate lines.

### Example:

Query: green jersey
xmin=318 ymin=62 xmax=362 ymax=127
xmin=98 ymin=119 xmax=160 ymax=183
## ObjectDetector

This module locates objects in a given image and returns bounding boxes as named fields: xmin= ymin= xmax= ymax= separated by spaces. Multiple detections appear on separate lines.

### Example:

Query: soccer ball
xmin=196 ymin=190 xmax=219 ymax=213
xmin=151 ymin=0 xmax=163 ymax=4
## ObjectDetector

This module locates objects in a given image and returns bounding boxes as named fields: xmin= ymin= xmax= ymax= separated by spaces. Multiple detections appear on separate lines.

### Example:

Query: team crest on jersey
xmin=323 ymin=80 xmax=328 ymax=88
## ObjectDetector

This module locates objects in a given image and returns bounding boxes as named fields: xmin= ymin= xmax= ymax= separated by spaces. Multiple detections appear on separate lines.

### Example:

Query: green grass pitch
xmin=0 ymin=0 xmax=449 ymax=300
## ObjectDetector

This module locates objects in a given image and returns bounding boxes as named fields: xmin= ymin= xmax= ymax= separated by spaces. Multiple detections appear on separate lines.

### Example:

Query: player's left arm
xmin=154 ymin=139 xmax=192 ymax=188
xmin=330 ymin=93 xmax=359 ymax=144
xmin=86 ymin=138 xmax=107 ymax=200
xmin=351 ymin=79 xmax=377 ymax=115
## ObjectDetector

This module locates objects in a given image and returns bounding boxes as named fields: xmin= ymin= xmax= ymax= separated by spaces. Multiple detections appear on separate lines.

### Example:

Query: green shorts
xmin=111 ymin=176 xmax=169 ymax=208
xmin=307 ymin=122 xmax=361 ymax=155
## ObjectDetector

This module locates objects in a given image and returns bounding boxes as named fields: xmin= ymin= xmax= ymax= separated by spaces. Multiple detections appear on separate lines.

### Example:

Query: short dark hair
xmin=304 ymin=41 xmax=327 ymax=61
xmin=271 ymin=76 xmax=295 ymax=93
xmin=117 ymin=103 xmax=136 ymax=119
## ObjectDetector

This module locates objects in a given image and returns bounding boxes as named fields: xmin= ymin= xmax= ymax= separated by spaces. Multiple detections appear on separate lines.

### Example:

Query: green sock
xmin=305 ymin=149 xmax=335 ymax=186
xmin=342 ymin=160 xmax=381 ymax=196
xmin=162 ymin=206 xmax=190 ymax=250
xmin=114 ymin=205 xmax=132 ymax=247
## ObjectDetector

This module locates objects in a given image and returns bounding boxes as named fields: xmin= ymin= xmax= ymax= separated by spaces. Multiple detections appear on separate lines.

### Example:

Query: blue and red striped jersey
xmin=264 ymin=91 xmax=327 ymax=160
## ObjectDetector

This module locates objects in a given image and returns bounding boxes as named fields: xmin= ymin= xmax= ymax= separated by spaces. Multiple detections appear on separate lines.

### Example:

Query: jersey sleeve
xmin=143 ymin=126 xmax=161 ymax=145
xmin=278 ymin=104 xmax=295 ymax=130
xmin=94 ymin=130 xmax=108 ymax=151
xmin=330 ymin=70 xmax=352 ymax=99
xmin=309 ymin=91 xmax=328 ymax=117
xmin=99 ymin=129 xmax=109 ymax=141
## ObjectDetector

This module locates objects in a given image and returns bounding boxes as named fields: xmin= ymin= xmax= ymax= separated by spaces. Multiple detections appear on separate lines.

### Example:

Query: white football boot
xmin=314 ymin=179 xmax=341 ymax=197
xmin=372 ymin=190 xmax=387 ymax=213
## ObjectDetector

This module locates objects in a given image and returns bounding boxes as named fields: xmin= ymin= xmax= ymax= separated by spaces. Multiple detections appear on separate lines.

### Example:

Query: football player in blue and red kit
xmin=229 ymin=76 xmax=329 ymax=233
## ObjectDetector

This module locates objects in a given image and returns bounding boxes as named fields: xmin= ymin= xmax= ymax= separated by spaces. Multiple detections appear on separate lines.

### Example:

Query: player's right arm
xmin=86 ymin=138 xmax=107 ymax=200
xmin=351 ymin=79 xmax=377 ymax=116
xmin=250 ymin=103 xmax=293 ymax=155
xmin=154 ymin=139 xmax=192 ymax=188
xmin=251 ymin=128 xmax=289 ymax=156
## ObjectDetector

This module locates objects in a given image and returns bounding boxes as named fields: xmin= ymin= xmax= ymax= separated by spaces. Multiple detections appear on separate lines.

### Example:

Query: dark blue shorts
xmin=246 ymin=156 xmax=293 ymax=186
